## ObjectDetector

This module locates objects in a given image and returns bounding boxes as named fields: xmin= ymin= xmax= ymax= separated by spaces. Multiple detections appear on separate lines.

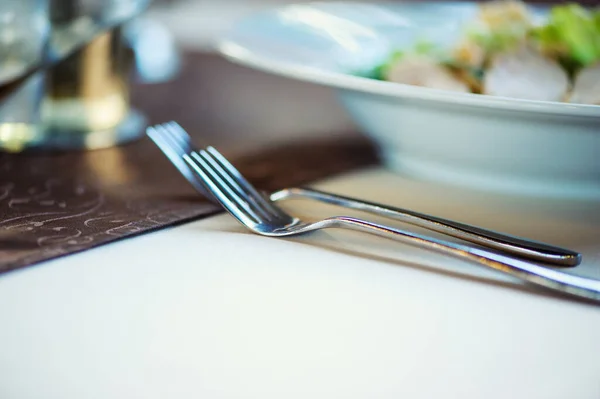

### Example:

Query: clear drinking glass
xmin=0 ymin=0 xmax=49 ymax=151
xmin=0 ymin=0 xmax=49 ymax=85
xmin=0 ymin=0 xmax=148 ymax=151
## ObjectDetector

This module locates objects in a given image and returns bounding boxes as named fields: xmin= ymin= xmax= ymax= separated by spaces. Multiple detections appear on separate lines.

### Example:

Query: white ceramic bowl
xmin=217 ymin=1 xmax=600 ymax=198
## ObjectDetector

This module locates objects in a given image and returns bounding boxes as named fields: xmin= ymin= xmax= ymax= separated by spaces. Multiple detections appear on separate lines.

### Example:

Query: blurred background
xmin=145 ymin=0 xmax=598 ymax=51
xmin=0 ymin=0 xmax=596 ymax=153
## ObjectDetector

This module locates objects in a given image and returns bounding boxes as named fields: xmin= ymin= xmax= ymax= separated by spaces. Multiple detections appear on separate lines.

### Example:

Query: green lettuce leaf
xmin=532 ymin=4 xmax=600 ymax=69
xmin=370 ymin=39 xmax=443 ymax=80
xmin=465 ymin=24 xmax=527 ymax=55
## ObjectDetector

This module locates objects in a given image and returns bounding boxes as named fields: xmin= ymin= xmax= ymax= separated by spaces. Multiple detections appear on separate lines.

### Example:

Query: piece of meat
xmin=385 ymin=56 xmax=470 ymax=93
xmin=569 ymin=63 xmax=600 ymax=105
xmin=483 ymin=45 xmax=569 ymax=102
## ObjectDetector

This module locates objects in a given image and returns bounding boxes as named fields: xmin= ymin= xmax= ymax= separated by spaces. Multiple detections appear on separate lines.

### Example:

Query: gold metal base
xmin=0 ymin=109 xmax=146 ymax=153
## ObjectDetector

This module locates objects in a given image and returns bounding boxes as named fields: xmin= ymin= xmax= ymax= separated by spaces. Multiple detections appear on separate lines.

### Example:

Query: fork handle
xmin=270 ymin=187 xmax=581 ymax=267
xmin=321 ymin=216 xmax=599 ymax=301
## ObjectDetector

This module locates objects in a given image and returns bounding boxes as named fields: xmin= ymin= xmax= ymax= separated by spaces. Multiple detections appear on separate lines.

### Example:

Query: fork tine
xmin=147 ymin=123 xmax=212 ymax=197
xmin=151 ymin=122 xmax=187 ymax=156
xmin=198 ymin=149 xmax=284 ymax=223
xmin=183 ymin=152 xmax=261 ymax=226
xmin=147 ymin=124 xmax=189 ymax=175
xmin=147 ymin=125 xmax=177 ymax=155
xmin=191 ymin=151 xmax=277 ymax=225
xmin=205 ymin=146 xmax=290 ymax=221
xmin=191 ymin=151 xmax=263 ymax=224
xmin=164 ymin=121 xmax=193 ymax=152
xmin=151 ymin=122 xmax=289 ymax=224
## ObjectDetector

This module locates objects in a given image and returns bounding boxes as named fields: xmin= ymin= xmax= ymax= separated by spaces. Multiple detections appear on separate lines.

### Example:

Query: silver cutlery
xmin=184 ymin=145 xmax=600 ymax=302
xmin=147 ymin=121 xmax=581 ymax=267
xmin=148 ymin=122 xmax=600 ymax=301
xmin=270 ymin=187 xmax=581 ymax=267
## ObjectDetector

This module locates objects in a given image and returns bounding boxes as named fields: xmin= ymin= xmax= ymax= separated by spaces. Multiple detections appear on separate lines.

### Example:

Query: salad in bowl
xmin=218 ymin=0 xmax=600 ymax=198
xmin=373 ymin=1 xmax=600 ymax=104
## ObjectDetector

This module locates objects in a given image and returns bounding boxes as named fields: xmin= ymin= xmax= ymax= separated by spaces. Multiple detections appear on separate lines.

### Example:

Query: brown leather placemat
xmin=0 ymin=53 xmax=378 ymax=274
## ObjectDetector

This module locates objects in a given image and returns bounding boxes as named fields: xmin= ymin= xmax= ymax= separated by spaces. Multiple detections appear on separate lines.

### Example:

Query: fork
xmin=147 ymin=121 xmax=581 ymax=267
xmin=180 ymin=144 xmax=600 ymax=302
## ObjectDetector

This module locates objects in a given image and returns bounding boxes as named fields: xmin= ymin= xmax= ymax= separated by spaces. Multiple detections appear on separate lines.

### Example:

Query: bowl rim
xmin=217 ymin=1 xmax=600 ymax=118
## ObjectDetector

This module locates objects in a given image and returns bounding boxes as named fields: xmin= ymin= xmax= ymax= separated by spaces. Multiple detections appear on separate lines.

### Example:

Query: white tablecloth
xmin=1 ymin=167 xmax=599 ymax=399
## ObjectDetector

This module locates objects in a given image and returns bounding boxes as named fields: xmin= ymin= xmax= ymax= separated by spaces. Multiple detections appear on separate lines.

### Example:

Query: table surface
xmin=2 ymin=3 xmax=600 ymax=397
xmin=1 ymin=166 xmax=600 ymax=399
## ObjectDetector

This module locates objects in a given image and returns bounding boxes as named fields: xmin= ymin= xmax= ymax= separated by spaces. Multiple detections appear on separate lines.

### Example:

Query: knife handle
xmin=270 ymin=187 xmax=581 ymax=267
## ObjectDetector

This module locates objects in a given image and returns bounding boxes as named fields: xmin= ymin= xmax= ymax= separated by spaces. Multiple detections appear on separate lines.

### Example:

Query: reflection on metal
xmin=40 ymin=109 xmax=146 ymax=150
xmin=0 ymin=123 xmax=42 ymax=153
xmin=43 ymin=27 xmax=131 ymax=132
xmin=0 ymin=110 xmax=145 ymax=153
xmin=0 ymin=0 xmax=151 ymax=152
